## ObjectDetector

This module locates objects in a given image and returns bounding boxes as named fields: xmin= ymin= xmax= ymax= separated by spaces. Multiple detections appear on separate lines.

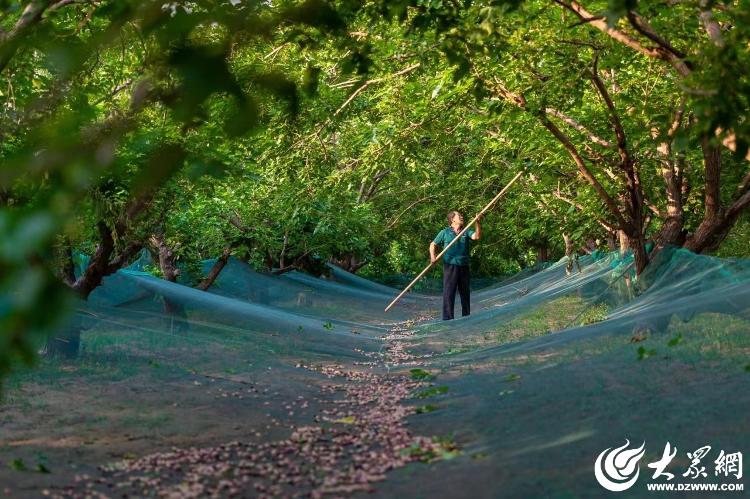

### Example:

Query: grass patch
xmin=413 ymin=386 xmax=449 ymax=399
xmin=437 ymin=295 xmax=610 ymax=354
xmin=403 ymin=435 xmax=461 ymax=463
xmin=6 ymin=458 xmax=49 ymax=473
xmin=8 ymin=458 xmax=27 ymax=471
xmin=578 ymin=303 xmax=608 ymax=325
xmin=637 ymin=346 xmax=657 ymax=361
xmin=414 ymin=404 xmax=440 ymax=414
xmin=409 ymin=369 xmax=435 ymax=381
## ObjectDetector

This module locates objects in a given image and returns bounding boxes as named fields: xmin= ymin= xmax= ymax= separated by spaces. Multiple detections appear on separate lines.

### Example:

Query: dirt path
xmin=33 ymin=319 xmax=450 ymax=498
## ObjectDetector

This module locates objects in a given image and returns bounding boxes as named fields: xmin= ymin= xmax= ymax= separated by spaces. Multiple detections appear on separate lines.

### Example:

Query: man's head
xmin=447 ymin=211 xmax=464 ymax=228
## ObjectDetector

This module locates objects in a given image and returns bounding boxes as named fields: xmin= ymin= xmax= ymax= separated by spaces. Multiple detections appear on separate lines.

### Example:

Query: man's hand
xmin=430 ymin=256 xmax=438 ymax=264
xmin=472 ymin=214 xmax=482 ymax=240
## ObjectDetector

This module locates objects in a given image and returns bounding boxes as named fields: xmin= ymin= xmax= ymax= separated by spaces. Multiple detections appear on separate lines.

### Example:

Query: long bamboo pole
xmin=384 ymin=170 xmax=525 ymax=312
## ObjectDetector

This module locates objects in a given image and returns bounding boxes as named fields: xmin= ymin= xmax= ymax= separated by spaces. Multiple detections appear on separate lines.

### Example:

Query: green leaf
xmin=410 ymin=368 xmax=436 ymax=381
xmin=9 ymin=459 xmax=26 ymax=471
xmin=415 ymin=404 xmax=440 ymax=414
xmin=637 ymin=346 xmax=657 ymax=361
xmin=333 ymin=416 xmax=356 ymax=424
xmin=414 ymin=386 xmax=449 ymax=398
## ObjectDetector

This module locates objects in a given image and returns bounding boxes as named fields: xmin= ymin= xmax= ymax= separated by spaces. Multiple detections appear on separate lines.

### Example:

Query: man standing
xmin=430 ymin=211 xmax=481 ymax=320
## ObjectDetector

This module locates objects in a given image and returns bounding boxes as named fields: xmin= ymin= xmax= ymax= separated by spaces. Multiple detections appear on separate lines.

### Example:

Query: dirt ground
xmin=0 ymin=319 xmax=444 ymax=498
xmin=0 ymin=361 xmax=327 ymax=497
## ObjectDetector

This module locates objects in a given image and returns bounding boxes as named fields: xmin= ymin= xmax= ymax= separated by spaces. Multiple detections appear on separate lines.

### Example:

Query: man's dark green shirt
xmin=433 ymin=227 xmax=475 ymax=266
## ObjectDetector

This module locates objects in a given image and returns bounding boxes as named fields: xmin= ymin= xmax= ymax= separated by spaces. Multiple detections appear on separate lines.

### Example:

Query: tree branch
xmin=715 ymin=127 xmax=750 ymax=162
xmin=736 ymin=171 xmax=750 ymax=198
xmin=46 ymin=0 xmax=91 ymax=14
xmin=333 ymin=63 xmax=420 ymax=117
xmin=698 ymin=0 xmax=725 ymax=47
xmin=726 ymin=189 xmax=750 ymax=221
xmin=555 ymin=2 xmax=747 ymax=165
xmin=483 ymin=74 xmax=630 ymax=230
xmin=539 ymin=112 xmax=630 ymax=230
xmin=197 ymin=246 xmax=234 ymax=291
xmin=589 ymin=55 xmax=631 ymax=170
xmin=386 ymin=194 xmax=438 ymax=229
xmin=553 ymin=1 xmax=691 ymax=76
xmin=644 ymin=198 xmax=663 ymax=218
xmin=701 ymin=135 xmax=722 ymax=221
xmin=625 ymin=11 xmax=688 ymax=60
xmin=0 ymin=0 xmax=53 ymax=74
xmin=551 ymin=190 xmax=616 ymax=231
xmin=228 ymin=210 xmax=247 ymax=232
xmin=271 ymin=249 xmax=316 ymax=275
xmin=545 ymin=107 xmax=614 ymax=149
xmin=71 ymin=220 xmax=114 ymax=299
xmin=106 ymin=241 xmax=142 ymax=273
xmin=92 ymin=77 xmax=136 ymax=106
xmin=61 ymin=238 xmax=76 ymax=286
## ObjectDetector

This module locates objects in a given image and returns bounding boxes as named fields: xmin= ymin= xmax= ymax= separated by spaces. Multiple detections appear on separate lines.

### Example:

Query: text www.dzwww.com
xmin=646 ymin=483 xmax=744 ymax=492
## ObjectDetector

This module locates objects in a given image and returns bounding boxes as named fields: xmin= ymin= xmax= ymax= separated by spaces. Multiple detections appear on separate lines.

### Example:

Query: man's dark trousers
xmin=443 ymin=263 xmax=470 ymax=320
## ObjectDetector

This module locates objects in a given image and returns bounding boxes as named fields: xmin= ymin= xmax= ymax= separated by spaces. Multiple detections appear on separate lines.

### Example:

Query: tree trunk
xmin=651 ymin=101 xmax=688 ymax=248
xmin=46 ymin=243 xmax=84 ymax=356
xmin=48 ymin=178 xmax=156 ymax=358
xmin=150 ymin=233 xmax=179 ymax=282
xmin=684 ymin=137 xmax=725 ymax=252
xmin=655 ymin=208 xmax=685 ymax=247
xmin=73 ymin=221 xmax=116 ymax=299
xmin=536 ymin=244 xmax=549 ymax=264
xmin=606 ymin=231 xmax=618 ymax=251
xmin=330 ymin=254 xmax=367 ymax=273
xmin=618 ymin=229 xmax=648 ymax=275
xmin=631 ymin=235 xmax=649 ymax=276
xmin=279 ymin=232 xmax=288 ymax=269
xmin=618 ymin=229 xmax=630 ymax=255
xmin=682 ymin=137 xmax=750 ymax=252
xmin=48 ymin=225 xmax=142 ymax=358
xmin=149 ymin=233 xmax=188 ymax=331
xmin=197 ymin=247 xmax=233 ymax=291
xmin=624 ymin=183 xmax=649 ymax=276
xmin=654 ymin=160 xmax=686 ymax=247
xmin=684 ymin=214 xmax=733 ymax=253
xmin=0 ymin=0 xmax=51 ymax=75
xmin=60 ymin=239 xmax=77 ymax=286
xmin=44 ymin=315 xmax=83 ymax=358
xmin=294 ymin=254 xmax=326 ymax=276
xmin=563 ymin=233 xmax=580 ymax=275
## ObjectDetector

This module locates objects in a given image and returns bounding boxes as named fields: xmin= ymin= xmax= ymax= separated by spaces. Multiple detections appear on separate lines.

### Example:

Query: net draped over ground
xmin=1 ymin=247 xmax=748 ymax=497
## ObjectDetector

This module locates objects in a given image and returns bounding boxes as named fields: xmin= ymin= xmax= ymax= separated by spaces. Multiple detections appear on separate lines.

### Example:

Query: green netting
xmin=1 ymin=247 xmax=748 ymax=497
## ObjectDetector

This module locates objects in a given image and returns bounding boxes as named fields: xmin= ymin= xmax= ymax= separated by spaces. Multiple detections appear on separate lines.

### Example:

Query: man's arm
xmin=471 ymin=215 xmax=482 ymax=240
xmin=429 ymin=242 xmax=438 ymax=263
